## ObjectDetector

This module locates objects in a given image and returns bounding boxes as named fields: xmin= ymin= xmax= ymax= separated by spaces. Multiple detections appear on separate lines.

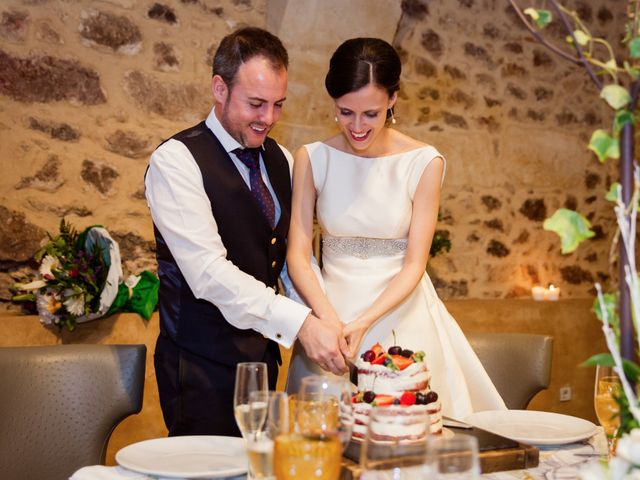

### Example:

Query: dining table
xmin=70 ymin=428 xmax=606 ymax=480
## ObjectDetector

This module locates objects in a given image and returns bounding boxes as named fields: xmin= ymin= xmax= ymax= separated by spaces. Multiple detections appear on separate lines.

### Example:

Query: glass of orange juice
xmin=273 ymin=376 xmax=353 ymax=480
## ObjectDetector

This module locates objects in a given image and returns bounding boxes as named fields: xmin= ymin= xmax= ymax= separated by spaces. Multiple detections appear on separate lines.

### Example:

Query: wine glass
xmin=246 ymin=391 xmax=289 ymax=480
xmin=360 ymin=406 xmax=432 ymax=479
xmin=273 ymin=375 xmax=353 ymax=480
xmin=594 ymin=364 xmax=622 ymax=456
xmin=426 ymin=435 xmax=480 ymax=479
xmin=234 ymin=362 xmax=268 ymax=440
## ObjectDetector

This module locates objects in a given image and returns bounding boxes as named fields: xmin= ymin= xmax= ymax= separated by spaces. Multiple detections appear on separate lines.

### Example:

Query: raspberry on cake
xmin=351 ymin=343 xmax=443 ymax=440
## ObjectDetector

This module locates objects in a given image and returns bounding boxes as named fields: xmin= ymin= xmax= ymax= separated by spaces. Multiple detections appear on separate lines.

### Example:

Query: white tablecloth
xmin=484 ymin=428 xmax=607 ymax=480
xmin=71 ymin=430 xmax=607 ymax=480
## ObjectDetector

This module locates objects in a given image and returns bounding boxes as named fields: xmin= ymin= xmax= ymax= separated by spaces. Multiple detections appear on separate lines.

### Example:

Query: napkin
xmin=70 ymin=465 xmax=246 ymax=480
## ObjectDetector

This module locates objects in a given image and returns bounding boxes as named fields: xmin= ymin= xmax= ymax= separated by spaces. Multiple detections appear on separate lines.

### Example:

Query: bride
xmin=285 ymin=37 xmax=505 ymax=418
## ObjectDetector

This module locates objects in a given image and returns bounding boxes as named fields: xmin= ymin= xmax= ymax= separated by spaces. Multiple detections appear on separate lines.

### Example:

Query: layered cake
xmin=351 ymin=343 xmax=443 ymax=440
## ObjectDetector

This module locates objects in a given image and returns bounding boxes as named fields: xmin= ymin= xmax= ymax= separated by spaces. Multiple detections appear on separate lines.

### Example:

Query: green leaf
xmin=605 ymin=182 xmax=621 ymax=202
xmin=588 ymin=129 xmax=620 ymax=163
xmin=582 ymin=353 xmax=614 ymax=367
xmin=614 ymin=110 xmax=634 ymax=134
xmin=601 ymin=84 xmax=632 ymax=110
xmin=624 ymin=360 xmax=640 ymax=384
xmin=573 ymin=30 xmax=590 ymax=46
xmin=581 ymin=354 xmax=640 ymax=383
xmin=630 ymin=37 xmax=640 ymax=58
xmin=543 ymin=208 xmax=595 ymax=254
xmin=524 ymin=8 xmax=552 ymax=28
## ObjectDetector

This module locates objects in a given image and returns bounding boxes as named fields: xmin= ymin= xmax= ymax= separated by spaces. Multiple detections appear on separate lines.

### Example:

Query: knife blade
xmin=442 ymin=415 xmax=473 ymax=429
xmin=346 ymin=358 xmax=358 ymax=385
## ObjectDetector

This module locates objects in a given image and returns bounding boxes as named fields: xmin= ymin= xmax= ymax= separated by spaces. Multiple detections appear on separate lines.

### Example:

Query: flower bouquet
xmin=12 ymin=219 xmax=158 ymax=331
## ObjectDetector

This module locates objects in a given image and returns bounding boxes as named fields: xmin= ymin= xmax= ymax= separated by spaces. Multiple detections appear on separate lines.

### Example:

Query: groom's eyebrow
xmin=248 ymin=95 xmax=287 ymax=103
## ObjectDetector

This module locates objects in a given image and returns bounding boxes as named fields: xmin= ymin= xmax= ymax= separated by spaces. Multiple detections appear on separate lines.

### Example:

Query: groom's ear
xmin=211 ymin=75 xmax=229 ymax=104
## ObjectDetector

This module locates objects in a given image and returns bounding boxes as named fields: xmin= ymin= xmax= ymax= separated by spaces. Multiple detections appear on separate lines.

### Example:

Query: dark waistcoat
xmin=152 ymin=121 xmax=291 ymax=365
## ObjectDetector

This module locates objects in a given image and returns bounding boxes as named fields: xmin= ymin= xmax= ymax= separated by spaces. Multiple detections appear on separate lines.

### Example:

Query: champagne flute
xmin=360 ymin=406 xmax=432 ymax=479
xmin=594 ymin=364 xmax=622 ymax=456
xmin=234 ymin=362 xmax=268 ymax=440
xmin=247 ymin=391 xmax=289 ymax=480
xmin=273 ymin=375 xmax=353 ymax=480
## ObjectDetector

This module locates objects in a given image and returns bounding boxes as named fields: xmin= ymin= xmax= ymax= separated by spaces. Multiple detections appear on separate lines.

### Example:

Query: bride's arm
xmin=344 ymin=156 xmax=445 ymax=357
xmin=287 ymin=147 xmax=342 ymax=326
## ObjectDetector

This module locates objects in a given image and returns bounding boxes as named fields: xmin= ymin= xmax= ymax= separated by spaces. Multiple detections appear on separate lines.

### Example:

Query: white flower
xmin=124 ymin=274 xmax=140 ymax=289
xmin=580 ymin=461 xmax=611 ymax=480
xmin=617 ymin=429 xmax=640 ymax=465
xmin=36 ymin=291 xmax=61 ymax=325
xmin=39 ymin=255 xmax=60 ymax=279
xmin=62 ymin=289 xmax=85 ymax=316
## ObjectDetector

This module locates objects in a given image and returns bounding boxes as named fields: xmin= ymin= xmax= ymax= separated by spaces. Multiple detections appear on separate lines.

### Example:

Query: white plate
xmin=115 ymin=435 xmax=247 ymax=478
xmin=465 ymin=410 xmax=599 ymax=446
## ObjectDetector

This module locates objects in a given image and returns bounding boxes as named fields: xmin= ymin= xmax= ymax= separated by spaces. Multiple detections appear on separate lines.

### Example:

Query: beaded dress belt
xmin=322 ymin=235 xmax=408 ymax=259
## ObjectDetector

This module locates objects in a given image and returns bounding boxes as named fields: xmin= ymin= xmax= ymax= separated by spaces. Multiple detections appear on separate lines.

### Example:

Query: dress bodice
xmin=304 ymin=142 xmax=445 ymax=240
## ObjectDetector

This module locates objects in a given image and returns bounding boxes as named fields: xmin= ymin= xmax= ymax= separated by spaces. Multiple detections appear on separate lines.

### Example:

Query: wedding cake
xmin=351 ymin=343 xmax=443 ymax=440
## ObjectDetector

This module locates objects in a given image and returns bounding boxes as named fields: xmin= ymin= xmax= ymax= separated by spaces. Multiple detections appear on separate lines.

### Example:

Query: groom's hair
xmin=212 ymin=27 xmax=289 ymax=90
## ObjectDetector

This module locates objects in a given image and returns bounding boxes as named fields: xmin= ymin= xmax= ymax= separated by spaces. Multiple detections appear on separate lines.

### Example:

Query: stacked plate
xmin=115 ymin=436 xmax=247 ymax=478
xmin=465 ymin=410 xmax=599 ymax=446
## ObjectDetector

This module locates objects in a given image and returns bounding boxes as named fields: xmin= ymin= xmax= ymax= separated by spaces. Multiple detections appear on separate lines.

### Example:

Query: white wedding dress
xmin=286 ymin=141 xmax=506 ymax=419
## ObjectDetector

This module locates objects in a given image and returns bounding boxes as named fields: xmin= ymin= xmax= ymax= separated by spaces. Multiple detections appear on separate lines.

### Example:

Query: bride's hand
xmin=343 ymin=318 xmax=370 ymax=359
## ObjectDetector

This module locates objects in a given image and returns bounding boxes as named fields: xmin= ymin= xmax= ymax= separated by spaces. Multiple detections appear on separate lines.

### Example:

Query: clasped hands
xmin=298 ymin=313 xmax=369 ymax=375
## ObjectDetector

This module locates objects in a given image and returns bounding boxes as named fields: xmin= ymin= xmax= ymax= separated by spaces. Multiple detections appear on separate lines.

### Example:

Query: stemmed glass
xmin=246 ymin=391 xmax=289 ymax=480
xmin=360 ymin=406 xmax=432 ymax=479
xmin=273 ymin=375 xmax=353 ymax=480
xmin=594 ymin=364 xmax=622 ymax=456
xmin=426 ymin=435 xmax=480 ymax=479
xmin=233 ymin=362 xmax=268 ymax=440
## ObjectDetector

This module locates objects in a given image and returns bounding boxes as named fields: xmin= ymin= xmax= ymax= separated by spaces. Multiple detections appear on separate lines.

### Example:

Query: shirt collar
xmin=205 ymin=107 xmax=264 ymax=153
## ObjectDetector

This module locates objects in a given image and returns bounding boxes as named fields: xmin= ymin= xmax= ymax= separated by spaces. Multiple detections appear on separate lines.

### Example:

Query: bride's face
xmin=334 ymin=83 xmax=397 ymax=156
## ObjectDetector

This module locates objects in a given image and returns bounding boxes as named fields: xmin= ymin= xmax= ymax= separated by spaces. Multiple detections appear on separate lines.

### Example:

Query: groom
xmin=145 ymin=27 xmax=348 ymax=437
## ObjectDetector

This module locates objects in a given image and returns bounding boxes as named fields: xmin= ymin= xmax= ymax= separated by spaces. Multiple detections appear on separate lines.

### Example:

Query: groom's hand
xmin=298 ymin=313 xmax=348 ymax=375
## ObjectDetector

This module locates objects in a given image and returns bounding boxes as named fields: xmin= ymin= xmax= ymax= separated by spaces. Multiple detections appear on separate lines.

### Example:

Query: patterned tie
xmin=233 ymin=148 xmax=276 ymax=228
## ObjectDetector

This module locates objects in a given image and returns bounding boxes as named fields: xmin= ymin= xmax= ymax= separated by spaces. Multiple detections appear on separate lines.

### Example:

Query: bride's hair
xmin=325 ymin=38 xmax=401 ymax=101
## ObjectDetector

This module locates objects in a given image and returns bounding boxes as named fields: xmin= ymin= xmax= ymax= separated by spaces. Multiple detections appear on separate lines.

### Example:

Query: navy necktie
xmin=233 ymin=148 xmax=276 ymax=228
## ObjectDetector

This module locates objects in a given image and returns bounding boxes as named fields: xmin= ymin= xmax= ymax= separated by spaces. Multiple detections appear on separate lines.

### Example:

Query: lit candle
xmin=547 ymin=284 xmax=560 ymax=301
xmin=531 ymin=285 xmax=547 ymax=301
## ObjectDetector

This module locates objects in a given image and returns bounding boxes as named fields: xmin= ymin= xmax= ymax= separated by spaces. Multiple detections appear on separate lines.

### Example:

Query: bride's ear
xmin=388 ymin=91 xmax=398 ymax=109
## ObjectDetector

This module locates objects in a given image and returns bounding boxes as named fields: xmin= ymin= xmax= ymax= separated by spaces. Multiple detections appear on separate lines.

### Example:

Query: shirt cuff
xmin=265 ymin=295 xmax=310 ymax=348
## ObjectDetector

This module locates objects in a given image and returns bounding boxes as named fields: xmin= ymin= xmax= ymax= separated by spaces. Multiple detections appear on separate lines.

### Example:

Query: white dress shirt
xmin=145 ymin=107 xmax=310 ymax=347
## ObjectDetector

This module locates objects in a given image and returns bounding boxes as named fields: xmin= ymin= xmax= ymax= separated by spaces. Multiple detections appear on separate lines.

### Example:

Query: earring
xmin=389 ymin=108 xmax=396 ymax=125
xmin=334 ymin=116 xmax=338 ymax=122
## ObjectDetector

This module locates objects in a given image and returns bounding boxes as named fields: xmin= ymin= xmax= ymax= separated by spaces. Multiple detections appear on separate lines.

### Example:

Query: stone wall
xmin=0 ymin=0 xmax=626 ymax=306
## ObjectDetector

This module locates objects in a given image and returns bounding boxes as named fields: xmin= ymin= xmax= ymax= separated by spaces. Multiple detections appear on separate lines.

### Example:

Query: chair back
xmin=0 ymin=344 xmax=146 ymax=480
xmin=466 ymin=332 xmax=553 ymax=409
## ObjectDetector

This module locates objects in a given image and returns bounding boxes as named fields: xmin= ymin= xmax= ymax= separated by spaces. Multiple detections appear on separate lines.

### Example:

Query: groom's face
xmin=212 ymin=56 xmax=287 ymax=148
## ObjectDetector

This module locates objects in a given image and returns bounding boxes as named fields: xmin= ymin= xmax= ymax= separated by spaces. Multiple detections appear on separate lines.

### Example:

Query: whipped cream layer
xmin=356 ymin=362 xmax=431 ymax=395
xmin=352 ymin=401 xmax=442 ymax=439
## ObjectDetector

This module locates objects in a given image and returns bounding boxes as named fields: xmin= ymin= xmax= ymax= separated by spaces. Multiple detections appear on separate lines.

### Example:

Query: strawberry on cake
xmin=351 ymin=343 xmax=443 ymax=440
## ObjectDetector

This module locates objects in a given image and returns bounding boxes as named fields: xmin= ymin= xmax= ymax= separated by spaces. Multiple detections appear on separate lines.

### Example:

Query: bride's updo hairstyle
xmin=325 ymin=38 xmax=401 ymax=119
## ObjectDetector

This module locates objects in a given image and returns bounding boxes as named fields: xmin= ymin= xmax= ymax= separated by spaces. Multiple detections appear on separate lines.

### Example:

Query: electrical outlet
xmin=559 ymin=386 xmax=572 ymax=402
